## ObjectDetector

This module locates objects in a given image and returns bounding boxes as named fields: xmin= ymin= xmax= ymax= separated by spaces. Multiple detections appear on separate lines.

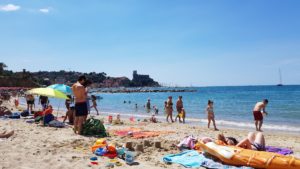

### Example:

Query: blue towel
xmin=163 ymin=150 xmax=253 ymax=169
xmin=163 ymin=150 xmax=205 ymax=168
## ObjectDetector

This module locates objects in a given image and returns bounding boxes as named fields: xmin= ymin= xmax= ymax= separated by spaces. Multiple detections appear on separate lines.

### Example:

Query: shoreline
xmin=18 ymin=100 xmax=300 ymax=134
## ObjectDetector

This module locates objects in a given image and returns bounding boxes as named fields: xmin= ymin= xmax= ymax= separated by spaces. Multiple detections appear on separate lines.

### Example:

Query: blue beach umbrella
xmin=47 ymin=84 xmax=73 ymax=95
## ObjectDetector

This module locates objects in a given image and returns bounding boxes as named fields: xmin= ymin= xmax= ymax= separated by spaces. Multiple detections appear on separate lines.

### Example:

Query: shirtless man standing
xmin=253 ymin=99 xmax=268 ymax=132
xmin=72 ymin=76 xmax=87 ymax=134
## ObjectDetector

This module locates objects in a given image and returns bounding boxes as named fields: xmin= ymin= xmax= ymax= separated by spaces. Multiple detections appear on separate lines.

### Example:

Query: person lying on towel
xmin=201 ymin=132 xmax=266 ymax=151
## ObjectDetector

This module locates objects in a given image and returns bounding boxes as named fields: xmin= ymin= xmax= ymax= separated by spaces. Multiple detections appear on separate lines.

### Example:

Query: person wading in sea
xmin=252 ymin=99 xmax=268 ymax=132
xmin=166 ymin=96 xmax=174 ymax=123
xmin=175 ymin=96 xmax=183 ymax=123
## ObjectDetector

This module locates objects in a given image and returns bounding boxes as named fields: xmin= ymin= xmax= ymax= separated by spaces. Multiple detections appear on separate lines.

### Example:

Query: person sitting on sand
xmin=206 ymin=100 xmax=218 ymax=131
xmin=175 ymin=96 xmax=183 ymax=123
xmin=0 ymin=130 xmax=14 ymax=138
xmin=150 ymin=113 xmax=157 ymax=123
xmin=63 ymin=95 xmax=74 ymax=124
xmin=166 ymin=96 xmax=174 ymax=123
xmin=253 ymin=99 xmax=268 ymax=132
xmin=90 ymin=95 xmax=99 ymax=115
xmin=113 ymin=114 xmax=123 ymax=125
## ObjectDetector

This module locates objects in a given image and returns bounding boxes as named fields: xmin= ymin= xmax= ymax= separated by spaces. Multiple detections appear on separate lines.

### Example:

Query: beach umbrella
xmin=47 ymin=84 xmax=72 ymax=95
xmin=26 ymin=88 xmax=68 ymax=125
xmin=27 ymin=88 xmax=68 ymax=99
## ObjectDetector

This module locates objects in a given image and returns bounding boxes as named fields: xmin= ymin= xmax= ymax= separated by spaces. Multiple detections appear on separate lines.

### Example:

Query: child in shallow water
xmin=180 ymin=108 xmax=186 ymax=124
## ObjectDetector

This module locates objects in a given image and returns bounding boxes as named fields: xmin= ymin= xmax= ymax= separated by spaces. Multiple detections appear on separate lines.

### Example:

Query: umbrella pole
xmin=57 ymin=101 xmax=61 ymax=119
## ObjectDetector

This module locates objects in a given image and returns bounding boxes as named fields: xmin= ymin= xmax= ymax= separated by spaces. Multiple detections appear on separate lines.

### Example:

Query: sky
xmin=1 ymin=0 xmax=300 ymax=86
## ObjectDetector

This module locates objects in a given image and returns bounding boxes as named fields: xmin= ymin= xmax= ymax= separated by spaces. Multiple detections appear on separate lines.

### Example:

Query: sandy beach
xmin=0 ymin=101 xmax=299 ymax=169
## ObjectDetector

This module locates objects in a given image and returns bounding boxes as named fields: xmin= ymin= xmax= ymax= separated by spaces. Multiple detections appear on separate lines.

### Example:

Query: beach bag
xmin=82 ymin=118 xmax=107 ymax=137
xmin=21 ymin=110 xmax=29 ymax=117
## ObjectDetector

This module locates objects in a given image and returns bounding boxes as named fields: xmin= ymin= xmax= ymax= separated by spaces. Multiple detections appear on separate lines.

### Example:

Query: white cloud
xmin=39 ymin=7 xmax=51 ymax=13
xmin=0 ymin=4 xmax=21 ymax=12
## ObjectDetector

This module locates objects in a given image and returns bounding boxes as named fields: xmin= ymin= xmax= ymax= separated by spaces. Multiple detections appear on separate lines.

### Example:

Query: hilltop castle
xmin=131 ymin=70 xmax=159 ymax=87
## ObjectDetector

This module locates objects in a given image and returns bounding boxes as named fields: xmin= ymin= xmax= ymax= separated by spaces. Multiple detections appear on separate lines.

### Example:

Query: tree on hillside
xmin=0 ymin=62 xmax=7 ymax=75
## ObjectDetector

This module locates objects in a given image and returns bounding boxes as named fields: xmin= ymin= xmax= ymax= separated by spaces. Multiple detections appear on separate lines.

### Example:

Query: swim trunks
xmin=27 ymin=100 xmax=34 ymax=105
xmin=75 ymin=102 xmax=88 ymax=117
xmin=252 ymin=142 xmax=266 ymax=151
xmin=253 ymin=111 xmax=263 ymax=121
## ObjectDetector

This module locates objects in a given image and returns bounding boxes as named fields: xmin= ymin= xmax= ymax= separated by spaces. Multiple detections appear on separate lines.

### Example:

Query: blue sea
xmin=22 ymin=85 xmax=300 ymax=132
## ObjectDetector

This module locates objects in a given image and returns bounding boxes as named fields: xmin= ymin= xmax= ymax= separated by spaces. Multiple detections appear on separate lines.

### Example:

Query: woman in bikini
xmin=206 ymin=100 xmax=218 ymax=131
xmin=90 ymin=95 xmax=99 ymax=115
xmin=166 ymin=96 xmax=174 ymax=123
xmin=216 ymin=132 xmax=266 ymax=151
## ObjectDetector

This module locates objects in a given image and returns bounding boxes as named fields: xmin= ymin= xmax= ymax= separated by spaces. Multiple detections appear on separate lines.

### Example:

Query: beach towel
xmin=49 ymin=120 xmax=65 ymax=128
xmin=265 ymin=146 xmax=293 ymax=155
xmin=163 ymin=150 xmax=252 ymax=169
xmin=112 ymin=128 xmax=142 ymax=136
xmin=112 ymin=128 xmax=173 ymax=139
xmin=163 ymin=150 xmax=204 ymax=168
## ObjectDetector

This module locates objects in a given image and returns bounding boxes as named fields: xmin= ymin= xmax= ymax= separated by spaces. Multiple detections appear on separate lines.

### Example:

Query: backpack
xmin=82 ymin=118 xmax=107 ymax=137
xmin=21 ymin=110 xmax=29 ymax=117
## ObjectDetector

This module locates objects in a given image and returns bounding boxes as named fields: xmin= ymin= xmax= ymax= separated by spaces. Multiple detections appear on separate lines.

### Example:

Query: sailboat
xmin=277 ymin=68 xmax=283 ymax=86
